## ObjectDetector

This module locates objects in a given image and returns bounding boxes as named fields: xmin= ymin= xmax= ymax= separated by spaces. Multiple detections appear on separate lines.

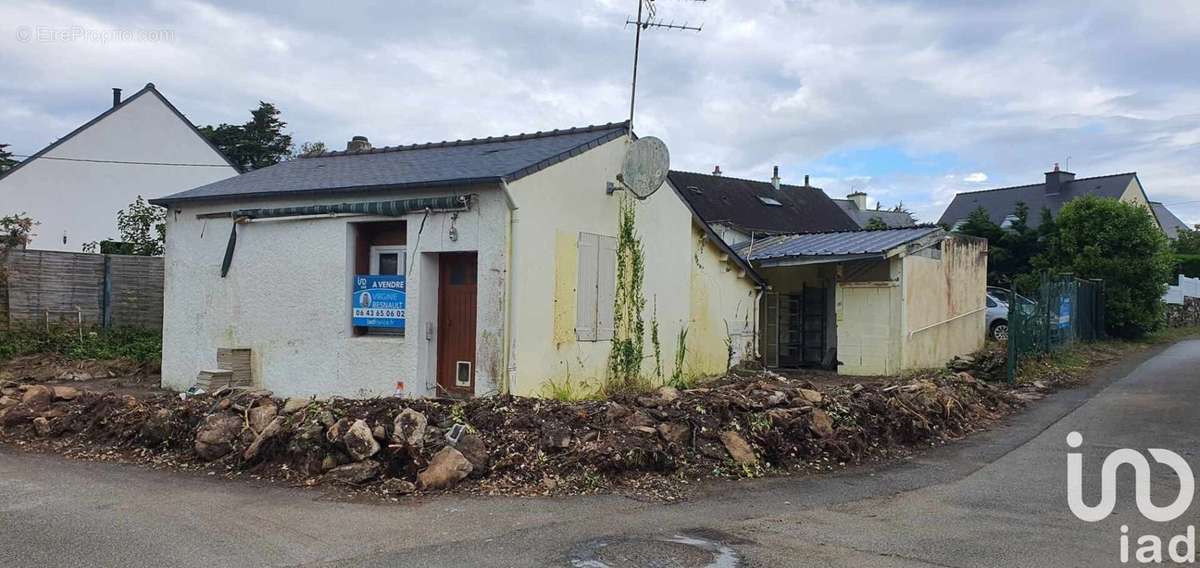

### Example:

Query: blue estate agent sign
xmin=353 ymin=275 xmax=406 ymax=329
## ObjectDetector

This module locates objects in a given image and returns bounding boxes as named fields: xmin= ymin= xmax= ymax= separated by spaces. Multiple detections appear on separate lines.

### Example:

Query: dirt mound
xmin=0 ymin=354 xmax=155 ymax=384
xmin=0 ymin=366 xmax=1032 ymax=499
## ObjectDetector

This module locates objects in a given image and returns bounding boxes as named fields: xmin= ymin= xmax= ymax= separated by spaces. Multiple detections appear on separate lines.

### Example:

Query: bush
xmin=1033 ymin=196 xmax=1173 ymax=338
xmin=0 ymin=326 xmax=161 ymax=363
xmin=1176 ymin=254 xmax=1200 ymax=278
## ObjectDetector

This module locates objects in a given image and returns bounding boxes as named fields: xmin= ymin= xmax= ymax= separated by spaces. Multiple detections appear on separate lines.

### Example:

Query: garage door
xmin=836 ymin=284 xmax=899 ymax=376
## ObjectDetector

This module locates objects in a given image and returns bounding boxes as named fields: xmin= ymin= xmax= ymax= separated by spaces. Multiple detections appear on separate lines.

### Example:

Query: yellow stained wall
xmin=505 ymin=135 xmax=757 ymax=396
xmin=900 ymin=236 xmax=988 ymax=370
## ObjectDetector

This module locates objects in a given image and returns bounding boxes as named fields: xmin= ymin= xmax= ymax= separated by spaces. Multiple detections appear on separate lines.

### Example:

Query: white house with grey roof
xmin=151 ymin=122 xmax=763 ymax=399
xmin=0 ymin=83 xmax=239 ymax=251
xmin=937 ymin=166 xmax=1184 ymax=238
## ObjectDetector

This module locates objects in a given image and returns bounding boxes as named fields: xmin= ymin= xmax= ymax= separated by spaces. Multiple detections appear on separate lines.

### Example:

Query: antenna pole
xmin=629 ymin=0 xmax=645 ymax=132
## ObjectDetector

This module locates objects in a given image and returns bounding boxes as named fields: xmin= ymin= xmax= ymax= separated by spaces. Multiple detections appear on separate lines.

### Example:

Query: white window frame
xmin=369 ymin=245 xmax=407 ymax=276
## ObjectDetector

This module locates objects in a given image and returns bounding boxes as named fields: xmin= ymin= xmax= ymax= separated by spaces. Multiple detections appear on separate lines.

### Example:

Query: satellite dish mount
xmin=608 ymin=136 xmax=669 ymax=200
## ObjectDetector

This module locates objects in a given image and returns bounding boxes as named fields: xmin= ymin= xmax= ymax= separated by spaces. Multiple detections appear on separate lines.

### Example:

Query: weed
xmin=667 ymin=326 xmax=689 ymax=388
xmin=0 ymin=325 xmax=161 ymax=363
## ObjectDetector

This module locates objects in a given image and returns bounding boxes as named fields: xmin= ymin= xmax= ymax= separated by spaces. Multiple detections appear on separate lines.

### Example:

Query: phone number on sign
xmin=353 ymin=308 xmax=406 ymax=319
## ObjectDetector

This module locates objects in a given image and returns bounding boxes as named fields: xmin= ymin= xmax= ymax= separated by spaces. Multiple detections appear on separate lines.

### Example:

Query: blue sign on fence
xmin=1058 ymin=295 xmax=1072 ymax=329
xmin=352 ymin=275 xmax=406 ymax=329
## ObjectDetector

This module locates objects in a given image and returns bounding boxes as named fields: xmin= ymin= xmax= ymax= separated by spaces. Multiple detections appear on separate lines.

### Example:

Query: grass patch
xmin=540 ymin=376 xmax=600 ymax=401
xmin=0 ymin=326 xmax=161 ymax=363
xmin=1013 ymin=327 xmax=1200 ymax=385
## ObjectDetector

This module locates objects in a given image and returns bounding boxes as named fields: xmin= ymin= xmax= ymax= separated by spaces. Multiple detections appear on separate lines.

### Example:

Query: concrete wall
xmin=506 ymin=136 xmax=757 ymax=396
xmin=0 ymin=90 xmax=238 ymax=251
xmin=899 ymin=236 xmax=988 ymax=370
xmin=160 ymin=187 xmax=509 ymax=398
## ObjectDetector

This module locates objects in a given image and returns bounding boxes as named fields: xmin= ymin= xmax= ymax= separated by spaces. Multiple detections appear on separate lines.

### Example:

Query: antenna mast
xmin=627 ymin=0 xmax=704 ymax=131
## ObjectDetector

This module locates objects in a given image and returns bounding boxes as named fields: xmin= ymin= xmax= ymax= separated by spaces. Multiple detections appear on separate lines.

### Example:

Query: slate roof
xmin=739 ymin=226 xmax=942 ymax=263
xmin=1151 ymin=201 xmax=1192 ymax=239
xmin=936 ymin=172 xmax=1138 ymax=228
xmin=152 ymin=122 xmax=629 ymax=205
xmin=832 ymin=199 xmax=916 ymax=228
xmin=667 ymin=171 xmax=859 ymax=235
xmin=0 ymin=83 xmax=238 ymax=182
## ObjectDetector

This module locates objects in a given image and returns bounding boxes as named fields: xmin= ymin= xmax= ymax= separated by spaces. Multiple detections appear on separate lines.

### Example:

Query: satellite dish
xmin=618 ymin=136 xmax=669 ymax=199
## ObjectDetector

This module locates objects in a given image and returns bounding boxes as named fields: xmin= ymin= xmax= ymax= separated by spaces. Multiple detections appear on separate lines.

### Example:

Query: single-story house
xmin=673 ymin=170 xmax=988 ymax=376
xmin=832 ymin=191 xmax=916 ymax=229
xmin=0 ymin=83 xmax=239 ymax=251
xmin=151 ymin=122 xmax=761 ymax=398
xmin=938 ymin=166 xmax=1184 ymax=238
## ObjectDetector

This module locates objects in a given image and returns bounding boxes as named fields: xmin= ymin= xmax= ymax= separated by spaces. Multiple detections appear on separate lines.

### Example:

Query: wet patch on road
xmin=567 ymin=530 xmax=743 ymax=567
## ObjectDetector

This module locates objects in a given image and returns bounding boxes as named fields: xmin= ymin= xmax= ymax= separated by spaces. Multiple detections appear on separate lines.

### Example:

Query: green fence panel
xmin=1006 ymin=274 xmax=1105 ymax=382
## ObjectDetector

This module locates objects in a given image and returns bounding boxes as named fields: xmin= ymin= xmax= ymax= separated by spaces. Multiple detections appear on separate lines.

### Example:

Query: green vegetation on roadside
xmin=0 ymin=326 xmax=162 ymax=363
xmin=1012 ymin=326 xmax=1200 ymax=385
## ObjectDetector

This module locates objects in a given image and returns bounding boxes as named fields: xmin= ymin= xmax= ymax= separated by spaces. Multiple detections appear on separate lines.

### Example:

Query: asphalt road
xmin=2 ymin=340 xmax=1197 ymax=567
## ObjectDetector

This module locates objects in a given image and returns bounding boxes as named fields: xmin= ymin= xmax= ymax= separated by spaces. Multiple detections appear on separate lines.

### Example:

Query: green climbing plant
xmin=650 ymin=297 xmax=663 ymax=379
xmin=607 ymin=194 xmax=648 ymax=393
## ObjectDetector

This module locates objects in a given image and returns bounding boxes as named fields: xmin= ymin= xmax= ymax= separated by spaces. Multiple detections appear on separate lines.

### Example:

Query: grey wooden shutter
xmin=596 ymin=236 xmax=617 ymax=340
xmin=576 ymin=232 xmax=599 ymax=341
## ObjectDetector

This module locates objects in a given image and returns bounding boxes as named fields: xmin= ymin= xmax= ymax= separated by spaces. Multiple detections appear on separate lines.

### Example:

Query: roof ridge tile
xmin=308 ymin=121 xmax=628 ymax=159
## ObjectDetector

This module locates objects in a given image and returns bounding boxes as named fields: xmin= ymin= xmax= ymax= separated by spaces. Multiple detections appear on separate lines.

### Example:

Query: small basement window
xmin=757 ymin=196 xmax=782 ymax=206
xmin=352 ymin=221 xmax=407 ymax=336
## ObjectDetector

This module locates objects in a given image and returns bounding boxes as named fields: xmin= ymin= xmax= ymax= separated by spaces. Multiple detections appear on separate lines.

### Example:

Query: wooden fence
xmin=0 ymin=249 xmax=163 ymax=330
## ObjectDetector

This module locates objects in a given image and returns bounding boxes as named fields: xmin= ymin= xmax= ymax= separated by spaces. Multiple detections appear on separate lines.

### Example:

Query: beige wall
xmin=506 ymin=136 xmax=757 ymax=396
xmin=899 ymin=236 xmax=988 ymax=370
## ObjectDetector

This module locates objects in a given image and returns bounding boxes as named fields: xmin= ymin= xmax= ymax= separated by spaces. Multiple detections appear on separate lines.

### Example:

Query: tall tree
xmin=292 ymin=141 xmax=327 ymax=158
xmin=0 ymin=143 xmax=19 ymax=174
xmin=200 ymin=101 xmax=293 ymax=171
xmin=1032 ymin=196 xmax=1172 ymax=338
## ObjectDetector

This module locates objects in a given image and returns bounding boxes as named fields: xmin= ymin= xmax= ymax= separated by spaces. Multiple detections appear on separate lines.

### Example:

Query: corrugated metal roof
xmin=740 ymin=227 xmax=942 ymax=261
xmin=152 ymin=122 xmax=628 ymax=205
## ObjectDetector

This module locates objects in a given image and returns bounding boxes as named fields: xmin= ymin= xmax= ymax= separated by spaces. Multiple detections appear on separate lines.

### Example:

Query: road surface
xmin=2 ymin=340 xmax=1196 ymax=567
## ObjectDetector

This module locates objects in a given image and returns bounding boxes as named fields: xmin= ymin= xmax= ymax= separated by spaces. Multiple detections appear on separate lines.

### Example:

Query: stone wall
xmin=1167 ymin=297 xmax=1200 ymax=328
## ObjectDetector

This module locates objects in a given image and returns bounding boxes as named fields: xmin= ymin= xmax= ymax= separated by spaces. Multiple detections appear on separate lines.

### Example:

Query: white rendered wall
xmin=0 ymin=91 xmax=238 ymax=251
xmin=159 ymin=187 xmax=509 ymax=398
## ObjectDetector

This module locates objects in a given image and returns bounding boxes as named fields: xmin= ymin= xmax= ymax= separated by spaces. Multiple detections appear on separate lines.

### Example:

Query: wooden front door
xmin=436 ymin=252 xmax=478 ymax=396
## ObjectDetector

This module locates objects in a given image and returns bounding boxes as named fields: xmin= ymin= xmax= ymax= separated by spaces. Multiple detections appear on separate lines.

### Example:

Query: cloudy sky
xmin=2 ymin=0 xmax=1198 ymax=224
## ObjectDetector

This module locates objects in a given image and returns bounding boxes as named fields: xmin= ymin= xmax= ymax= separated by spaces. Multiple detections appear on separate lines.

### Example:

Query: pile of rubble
xmin=0 ymin=365 xmax=1029 ymax=497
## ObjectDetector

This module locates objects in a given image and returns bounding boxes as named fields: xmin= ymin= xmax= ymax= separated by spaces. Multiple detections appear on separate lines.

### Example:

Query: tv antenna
xmin=626 ymin=0 xmax=704 ymax=131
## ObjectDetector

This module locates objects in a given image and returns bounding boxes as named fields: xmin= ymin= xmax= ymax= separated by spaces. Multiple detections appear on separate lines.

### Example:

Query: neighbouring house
xmin=937 ymin=165 xmax=1168 ymax=234
xmin=150 ymin=122 xmax=762 ymax=398
xmin=667 ymin=168 xmax=860 ymax=246
xmin=832 ymin=191 xmax=916 ymax=229
xmin=1150 ymin=201 xmax=1192 ymax=240
xmin=671 ymin=170 xmax=988 ymax=376
xmin=0 ymin=84 xmax=239 ymax=251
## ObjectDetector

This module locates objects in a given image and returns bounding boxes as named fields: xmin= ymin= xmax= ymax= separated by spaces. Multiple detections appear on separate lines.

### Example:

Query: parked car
xmin=985 ymin=293 xmax=1009 ymax=341
xmin=987 ymin=286 xmax=1034 ymax=308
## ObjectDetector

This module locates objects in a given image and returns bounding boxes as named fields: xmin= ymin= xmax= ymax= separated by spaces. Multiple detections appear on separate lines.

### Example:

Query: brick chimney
xmin=1044 ymin=163 xmax=1075 ymax=195
xmin=847 ymin=191 xmax=868 ymax=210
xmin=346 ymin=136 xmax=372 ymax=152
xmin=771 ymin=165 xmax=781 ymax=190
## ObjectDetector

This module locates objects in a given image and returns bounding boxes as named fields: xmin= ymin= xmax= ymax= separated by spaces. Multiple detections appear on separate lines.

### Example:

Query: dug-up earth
xmin=0 ymin=345 xmax=1078 ymax=501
